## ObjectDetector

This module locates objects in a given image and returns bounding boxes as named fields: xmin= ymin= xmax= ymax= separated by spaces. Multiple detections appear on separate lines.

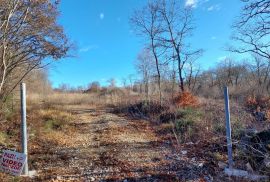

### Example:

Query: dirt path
xmin=35 ymin=107 xmax=213 ymax=182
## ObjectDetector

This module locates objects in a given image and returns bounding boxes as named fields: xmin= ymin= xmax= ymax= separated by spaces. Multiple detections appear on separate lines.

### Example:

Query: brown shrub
xmin=246 ymin=96 xmax=258 ymax=110
xmin=246 ymin=95 xmax=270 ymax=111
xmin=173 ymin=92 xmax=199 ymax=108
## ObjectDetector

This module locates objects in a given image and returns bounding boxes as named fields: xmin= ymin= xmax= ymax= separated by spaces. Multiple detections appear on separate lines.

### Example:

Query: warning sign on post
xmin=0 ymin=150 xmax=26 ymax=176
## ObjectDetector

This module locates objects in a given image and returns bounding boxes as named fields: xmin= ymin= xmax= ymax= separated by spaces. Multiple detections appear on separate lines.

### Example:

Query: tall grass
xmin=27 ymin=92 xmax=107 ymax=108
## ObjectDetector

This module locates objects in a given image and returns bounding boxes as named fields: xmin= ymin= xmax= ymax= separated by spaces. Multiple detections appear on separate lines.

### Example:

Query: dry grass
xmin=26 ymin=89 xmax=145 ymax=112
xmin=33 ymin=108 xmax=76 ymax=146
xmin=1 ymin=89 xmax=268 ymax=180
xmin=28 ymin=92 xmax=106 ymax=108
xmin=0 ymin=132 xmax=7 ymax=145
xmin=41 ymin=130 xmax=76 ymax=146
xmin=112 ymin=123 xmax=157 ymax=143
xmin=38 ymin=109 xmax=73 ymax=122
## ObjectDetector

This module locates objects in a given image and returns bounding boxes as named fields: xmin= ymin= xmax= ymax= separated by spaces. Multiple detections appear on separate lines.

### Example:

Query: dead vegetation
xmin=110 ymin=91 xmax=270 ymax=179
xmin=0 ymin=83 xmax=269 ymax=181
xmin=0 ymin=0 xmax=270 ymax=181
xmin=173 ymin=92 xmax=200 ymax=108
xmin=1 ymin=77 xmax=270 ymax=181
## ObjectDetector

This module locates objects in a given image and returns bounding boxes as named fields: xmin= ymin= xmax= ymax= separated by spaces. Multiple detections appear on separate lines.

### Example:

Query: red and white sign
xmin=0 ymin=150 xmax=26 ymax=176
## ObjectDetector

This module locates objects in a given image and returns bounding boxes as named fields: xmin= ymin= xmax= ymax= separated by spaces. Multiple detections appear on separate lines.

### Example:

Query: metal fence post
xmin=224 ymin=86 xmax=233 ymax=169
xmin=20 ymin=83 xmax=28 ymax=175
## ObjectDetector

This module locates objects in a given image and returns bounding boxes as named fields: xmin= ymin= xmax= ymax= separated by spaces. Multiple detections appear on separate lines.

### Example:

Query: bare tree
xmin=87 ymin=81 xmax=101 ymax=93
xmin=185 ymin=60 xmax=201 ymax=92
xmin=215 ymin=58 xmax=241 ymax=88
xmin=158 ymin=0 xmax=203 ymax=92
xmin=135 ymin=48 xmax=155 ymax=101
xmin=0 ymin=0 xmax=69 ymax=101
xmin=248 ymin=54 xmax=270 ymax=94
xmin=127 ymin=74 xmax=135 ymax=91
xmin=57 ymin=83 xmax=71 ymax=92
xmin=121 ymin=78 xmax=127 ymax=89
xmin=26 ymin=69 xmax=52 ymax=93
xmin=230 ymin=0 xmax=270 ymax=60
xmin=107 ymin=78 xmax=116 ymax=89
xmin=130 ymin=0 xmax=164 ymax=104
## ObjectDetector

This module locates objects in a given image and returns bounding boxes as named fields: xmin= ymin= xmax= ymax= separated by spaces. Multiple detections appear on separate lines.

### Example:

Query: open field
xmin=1 ymin=91 xmax=269 ymax=181
xmin=1 ymin=0 xmax=270 ymax=181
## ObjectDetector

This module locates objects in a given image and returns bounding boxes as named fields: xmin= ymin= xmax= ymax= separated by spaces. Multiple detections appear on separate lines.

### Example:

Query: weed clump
xmin=44 ymin=119 xmax=65 ymax=130
xmin=39 ymin=109 xmax=73 ymax=131
xmin=174 ymin=107 xmax=202 ymax=142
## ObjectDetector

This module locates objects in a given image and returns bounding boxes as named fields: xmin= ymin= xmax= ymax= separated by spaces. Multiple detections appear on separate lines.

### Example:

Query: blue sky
xmin=49 ymin=0 xmax=244 ymax=88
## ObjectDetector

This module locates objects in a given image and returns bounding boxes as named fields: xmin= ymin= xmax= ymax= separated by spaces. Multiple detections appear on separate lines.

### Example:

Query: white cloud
xmin=185 ymin=0 xmax=211 ymax=8
xmin=207 ymin=4 xmax=221 ymax=11
xmin=218 ymin=56 xmax=227 ymax=61
xmin=79 ymin=45 xmax=98 ymax=53
xmin=99 ymin=13 xmax=104 ymax=20
xmin=207 ymin=6 xmax=214 ymax=11
xmin=185 ymin=0 xmax=197 ymax=8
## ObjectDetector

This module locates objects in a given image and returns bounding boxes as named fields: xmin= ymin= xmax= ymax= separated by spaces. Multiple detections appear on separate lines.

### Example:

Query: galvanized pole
xmin=224 ymin=86 xmax=233 ymax=169
xmin=20 ymin=83 xmax=28 ymax=175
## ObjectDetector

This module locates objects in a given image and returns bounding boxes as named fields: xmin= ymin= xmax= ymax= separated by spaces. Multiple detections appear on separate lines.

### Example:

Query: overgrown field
xmin=0 ymin=91 xmax=269 ymax=181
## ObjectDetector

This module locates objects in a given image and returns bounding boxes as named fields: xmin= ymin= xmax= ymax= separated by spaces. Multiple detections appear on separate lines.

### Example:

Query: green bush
xmin=174 ymin=107 xmax=202 ymax=142
xmin=175 ymin=118 xmax=194 ymax=142
xmin=176 ymin=107 xmax=202 ymax=121
xmin=175 ymin=119 xmax=194 ymax=134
